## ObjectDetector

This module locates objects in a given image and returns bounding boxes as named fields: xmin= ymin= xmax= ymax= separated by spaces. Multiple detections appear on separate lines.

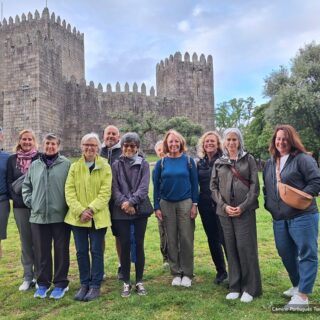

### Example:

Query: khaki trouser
xmin=160 ymin=198 xmax=195 ymax=277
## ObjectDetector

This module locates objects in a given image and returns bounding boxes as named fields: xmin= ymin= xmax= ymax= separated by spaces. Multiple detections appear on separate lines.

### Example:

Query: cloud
xmin=3 ymin=0 xmax=320 ymax=105
xmin=192 ymin=5 xmax=203 ymax=17
xmin=177 ymin=20 xmax=190 ymax=32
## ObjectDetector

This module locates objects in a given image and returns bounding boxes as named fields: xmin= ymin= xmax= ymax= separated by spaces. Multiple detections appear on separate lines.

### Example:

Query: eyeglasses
xmin=123 ymin=144 xmax=137 ymax=149
xmin=83 ymin=144 xmax=98 ymax=148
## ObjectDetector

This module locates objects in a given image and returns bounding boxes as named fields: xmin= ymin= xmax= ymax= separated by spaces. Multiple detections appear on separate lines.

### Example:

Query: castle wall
xmin=63 ymin=81 xmax=159 ymax=155
xmin=0 ymin=7 xmax=215 ymax=154
xmin=0 ymin=8 xmax=84 ymax=82
xmin=156 ymin=52 xmax=214 ymax=130
xmin=1 ymin=36 xmax=41 ymax=150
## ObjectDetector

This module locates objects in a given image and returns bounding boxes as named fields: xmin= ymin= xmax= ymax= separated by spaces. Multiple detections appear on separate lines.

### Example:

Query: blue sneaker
xmin=34 ymin=286 xmax=50 ymax=298
xmin=49 ymin=286 xmax=69 ymax=299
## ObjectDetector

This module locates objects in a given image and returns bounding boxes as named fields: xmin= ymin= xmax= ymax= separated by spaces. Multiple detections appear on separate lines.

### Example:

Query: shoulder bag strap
xmin=275 ymin=158 xmax=281 ymax=183
xmin=229 ymin=165 xmax=250 ymax=188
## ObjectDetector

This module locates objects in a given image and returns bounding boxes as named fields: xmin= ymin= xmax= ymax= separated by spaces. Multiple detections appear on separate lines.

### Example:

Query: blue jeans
xmin=72 ymin=226 xmax=107 ymax=288
xmin=273 ymin=213 xmax=319 ymax=294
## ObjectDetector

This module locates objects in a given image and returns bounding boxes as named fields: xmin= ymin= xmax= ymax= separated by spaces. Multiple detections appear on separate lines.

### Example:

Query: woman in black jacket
xmin=197 ymin=131 xmax=227 ymax=284
xmin=7 ymin=129 xmax=40 ymax=291
xmin=263 ymin=125 xmax=320 ymax=308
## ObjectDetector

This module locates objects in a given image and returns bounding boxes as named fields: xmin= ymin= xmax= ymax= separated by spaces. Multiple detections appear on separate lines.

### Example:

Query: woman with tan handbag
xmin=210 ymin=128 xmax=262 ymax=303
xmin=263 ymin=124 xmax=320 ymax=308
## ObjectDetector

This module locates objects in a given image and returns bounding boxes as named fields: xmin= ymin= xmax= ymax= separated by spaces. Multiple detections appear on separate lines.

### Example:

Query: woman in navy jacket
xmin=263 ymin=125 xmax=320 ymax=308
xmin=197 ymin=131 xmax=227 ymax=284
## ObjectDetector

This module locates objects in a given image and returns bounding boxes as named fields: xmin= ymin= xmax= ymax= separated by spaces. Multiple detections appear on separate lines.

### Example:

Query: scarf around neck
xmin=16 ymin=148 xmax=38 ymax=174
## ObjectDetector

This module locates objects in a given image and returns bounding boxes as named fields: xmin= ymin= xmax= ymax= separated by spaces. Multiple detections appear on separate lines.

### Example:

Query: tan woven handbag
xmin=276 ymin=159 xmax=313 ymax=210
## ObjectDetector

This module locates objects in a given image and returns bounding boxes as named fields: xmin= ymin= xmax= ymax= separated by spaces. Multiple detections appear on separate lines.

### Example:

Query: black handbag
xmin=12 ymin=174 xmax=25 ymax=195
xmin=120 ymin=161 xmax=153 ymax=217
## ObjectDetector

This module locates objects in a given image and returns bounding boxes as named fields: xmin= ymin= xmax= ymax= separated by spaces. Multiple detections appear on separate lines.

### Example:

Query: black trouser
xmin=31 ymin=222 xmax=71 ymax=289
xmin=198 ymin=198 xmax=227 ymax=274
xmin=112 ymin=218 xmax=148 ymax=283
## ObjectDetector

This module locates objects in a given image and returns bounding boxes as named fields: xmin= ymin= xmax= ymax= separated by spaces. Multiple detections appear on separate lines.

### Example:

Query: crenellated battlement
xmin=156 ymin=51 xmax=213 ymax=70
xmin=0 ymin=7 xmax=84 ymax=40
xmin=68 ymin=78 xmax=156 ymax=97
xmin=0 ymin=6 xmax=214 ymax=154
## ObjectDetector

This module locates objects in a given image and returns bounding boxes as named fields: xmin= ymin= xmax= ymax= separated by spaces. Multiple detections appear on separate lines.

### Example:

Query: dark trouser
xmin=219 ymin=210 xmax=262 ymax=297
xmin=0 ymin=199 xmax=10 ymax=240
xmin=31 ymin=222 xmax=71 ymax=289
xmin=72 ymin=225 xmax=107 ymax=288
xmin=112 ymin=218 xmax=148 ymax=283
xmin=157 ymin=219 xmax=168 ymax=263
xmin=198 ymin=198 xmax=227 ymax=274
xmin=14 ymin=207 xmax=37 ymax=281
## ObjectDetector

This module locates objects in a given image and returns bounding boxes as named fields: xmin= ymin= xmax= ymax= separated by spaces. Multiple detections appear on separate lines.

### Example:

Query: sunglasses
xmin=123 ymin=143 xmax=137 ymax=149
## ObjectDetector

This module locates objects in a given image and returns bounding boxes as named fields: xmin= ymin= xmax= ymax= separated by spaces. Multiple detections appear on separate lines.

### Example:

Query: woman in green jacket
xmin=22 ymin=133 xmax=71 ymax=300
xmin=65 ymin=132 xmax=112 ymax=302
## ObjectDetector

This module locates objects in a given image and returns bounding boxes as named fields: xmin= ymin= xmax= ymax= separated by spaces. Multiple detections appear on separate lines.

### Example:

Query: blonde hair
xmin=15 ymin=129 xmax=38 ymax=152
xmin=197 ymin=131 xmax=222 ymax=158
xmin=162 ymin=129 xmax=187 ymax=154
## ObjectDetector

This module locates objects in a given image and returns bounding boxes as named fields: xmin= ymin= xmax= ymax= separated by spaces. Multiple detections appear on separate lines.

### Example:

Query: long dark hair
xmin=269 ymin=124 xmax=308 ymax=158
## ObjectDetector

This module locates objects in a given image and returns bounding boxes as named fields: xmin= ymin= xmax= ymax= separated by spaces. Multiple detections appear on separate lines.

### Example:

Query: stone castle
xmin=0 ymin=7 xmax=214 ymax=154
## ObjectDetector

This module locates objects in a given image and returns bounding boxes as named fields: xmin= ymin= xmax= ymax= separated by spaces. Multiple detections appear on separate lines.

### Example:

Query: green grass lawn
xmin=0 ymin=174 xmax=319 ymax=320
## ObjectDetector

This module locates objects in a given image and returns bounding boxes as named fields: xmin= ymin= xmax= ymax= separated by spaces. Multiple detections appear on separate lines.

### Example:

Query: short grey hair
xmin=81 ymin=132 xmax=101 ymax=150
xmin=43 ymin=133 xmax=61 ymax=145
xmin=222 ymin=128 xmax=245 ymax=157
xmin=121 ymin=132 xmax=140 ymax=148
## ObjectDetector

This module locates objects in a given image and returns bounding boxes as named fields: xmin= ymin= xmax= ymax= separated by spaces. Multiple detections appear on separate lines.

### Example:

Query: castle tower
xmin=156 ymin=52 xmax=215 ymax=130
xmin=0 ymin=7 xmax=84 ymax=149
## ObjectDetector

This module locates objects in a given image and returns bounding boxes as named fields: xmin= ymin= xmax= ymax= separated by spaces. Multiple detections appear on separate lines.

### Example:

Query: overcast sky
xmin=2 ymin=0 xmax=320 ymax=106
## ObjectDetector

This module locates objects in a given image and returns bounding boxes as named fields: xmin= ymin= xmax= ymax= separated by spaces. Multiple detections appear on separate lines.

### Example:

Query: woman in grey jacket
xmin=263 ymin=125 xmax=320 ymax=308
xmin=111 ymin=133 xmax=151 ymax=298
xmin=210 ymin=128 xmax=262 ymax=303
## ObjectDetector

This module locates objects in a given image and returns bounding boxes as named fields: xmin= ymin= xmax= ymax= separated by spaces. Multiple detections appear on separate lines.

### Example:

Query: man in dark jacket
xmin=100 ymin=125 xmax=123 ymax=280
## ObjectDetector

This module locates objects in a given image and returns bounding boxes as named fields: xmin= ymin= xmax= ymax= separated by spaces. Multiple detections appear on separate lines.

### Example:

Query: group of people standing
xmin=0 ymin=124 xmax=319 ymax=308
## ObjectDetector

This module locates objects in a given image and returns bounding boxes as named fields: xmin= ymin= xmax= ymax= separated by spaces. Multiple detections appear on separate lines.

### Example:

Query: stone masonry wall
xmin=0 ymin=7 xmax=215 ymax=154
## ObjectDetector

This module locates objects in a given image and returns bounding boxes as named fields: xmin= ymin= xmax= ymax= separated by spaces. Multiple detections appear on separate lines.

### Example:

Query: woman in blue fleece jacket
xmin=153 ymin=129 xmax=198 ymax=288
xmin=0 ymin=148 xmax=10 ymax=258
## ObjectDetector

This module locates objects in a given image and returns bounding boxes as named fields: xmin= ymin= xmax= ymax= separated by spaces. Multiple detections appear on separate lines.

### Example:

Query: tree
xmin=157 ymin=116 xmax=204 ymax=148
xmin=215 ymin=97 xmax=255 ymax=132
xmin=264 ymin=42 xmax=320 ymax=161
xmin=244 ymin=104 xmax=274 ymax=166
xmin=110 ymin=112 xmax=204 ymax=152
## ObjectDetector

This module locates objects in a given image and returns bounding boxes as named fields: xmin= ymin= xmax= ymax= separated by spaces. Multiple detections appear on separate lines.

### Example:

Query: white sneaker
xmin=19 ymin=280 xmax=34 ymax=291
xmin=171 ymin=276 xmax=182 ymax=286
xmin=240 ymin=292 xmax=253 ymax=303
xmin=283 ymin=286 xmax=298 ymax=297
xmin=226 ymin=292 xmax=240 ymax=300
xmin=285 ymin=294 xmax=309 ymax=310
xmin=181 ymin=276 xmax=192 ymax=287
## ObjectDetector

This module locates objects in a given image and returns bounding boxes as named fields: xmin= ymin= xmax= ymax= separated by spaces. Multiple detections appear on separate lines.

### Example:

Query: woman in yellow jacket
xmin=65 ymin=133 xmax=112 ymax=302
